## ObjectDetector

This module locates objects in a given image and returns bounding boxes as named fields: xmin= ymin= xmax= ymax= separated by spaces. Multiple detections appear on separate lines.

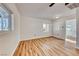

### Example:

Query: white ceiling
xmin=16 ymin=3 xmax=76 ymax=20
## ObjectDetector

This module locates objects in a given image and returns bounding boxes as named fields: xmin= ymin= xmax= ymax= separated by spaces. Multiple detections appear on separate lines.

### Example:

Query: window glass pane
xmin=47 ymin=24 xmax=49 ymax=32
xmin=3 ymin=17 xmax=8 ymax=31
xmin=0 ymin=5 xmax=11 ymax=31
xmin=43 ymin=24 xmax=49 ymax=32
xmin=43 ymin=24 xmax=47 ymax=32
xmin=0 ymin=7 xmax=9 ymax=17
xmin=0 ymin=17 xmax=2 ymax=31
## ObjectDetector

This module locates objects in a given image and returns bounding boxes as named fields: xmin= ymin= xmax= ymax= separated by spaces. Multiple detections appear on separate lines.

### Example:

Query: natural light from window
xmin=0 ymin=5 xmax=11 ymax=31
xmin=43 ymin=24 xmax=49 ymax=32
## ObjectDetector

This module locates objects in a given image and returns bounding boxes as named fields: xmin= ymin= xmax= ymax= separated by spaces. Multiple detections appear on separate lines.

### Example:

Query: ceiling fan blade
xmin=49 ymin=3 xmax=55 ymax=7
xmin=65 ymin=3 xmax=69 ymax=5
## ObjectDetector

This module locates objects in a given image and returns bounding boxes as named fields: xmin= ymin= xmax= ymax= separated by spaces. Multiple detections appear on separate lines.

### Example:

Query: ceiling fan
xmin=49 ymin=3 xmax=79 ymax=9
xmin=49 ymin=3 xmax=69 ymax=7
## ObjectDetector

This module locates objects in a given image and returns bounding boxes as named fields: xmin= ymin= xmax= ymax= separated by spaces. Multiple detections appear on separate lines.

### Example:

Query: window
xmin=43 ymin=24 xmax=49 ymax=32
xmin=0 ymin=4 xmax=12 ymax=31
xmin=66 ymin=19 xmax=76 ymax=37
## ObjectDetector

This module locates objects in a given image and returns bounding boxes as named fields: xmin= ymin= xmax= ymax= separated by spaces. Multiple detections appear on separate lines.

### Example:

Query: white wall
xmin=20 ymin=9 xmax=76 ymax=41
xmin=0 ymin=3 xmax=20 ymax=56
xmin=52 ymin=19 xmax=65 ymax=39
xmin=20 ymin=16 xmax=53 ymax=40
xmin=0 ymin=3 xmax=78 ymax=56
xmin=52 ymin=15 xmax=76 ymax=40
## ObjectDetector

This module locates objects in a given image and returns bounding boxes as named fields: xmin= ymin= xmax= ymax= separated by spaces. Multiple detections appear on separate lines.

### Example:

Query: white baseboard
xmin=20 ymin=35 xmax=53 ymax=41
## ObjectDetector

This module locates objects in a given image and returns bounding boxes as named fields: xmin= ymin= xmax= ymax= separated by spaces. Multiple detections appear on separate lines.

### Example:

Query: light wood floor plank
xmin=13 ymin=37 xmax=79 ymax=56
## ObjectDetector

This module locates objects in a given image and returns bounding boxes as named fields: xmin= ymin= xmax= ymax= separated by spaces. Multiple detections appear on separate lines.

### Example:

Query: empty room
xmin=0 ymin=3 xmax=79 ymax=56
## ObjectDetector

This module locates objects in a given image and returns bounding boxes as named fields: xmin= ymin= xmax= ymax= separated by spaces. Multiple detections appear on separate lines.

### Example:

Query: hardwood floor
xmin=13 ymin=37 xmax=79 ymax=56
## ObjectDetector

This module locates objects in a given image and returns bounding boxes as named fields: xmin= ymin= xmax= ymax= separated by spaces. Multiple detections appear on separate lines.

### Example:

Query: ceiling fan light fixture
xmin=56 ymin=16 xmax=59 ymax=19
